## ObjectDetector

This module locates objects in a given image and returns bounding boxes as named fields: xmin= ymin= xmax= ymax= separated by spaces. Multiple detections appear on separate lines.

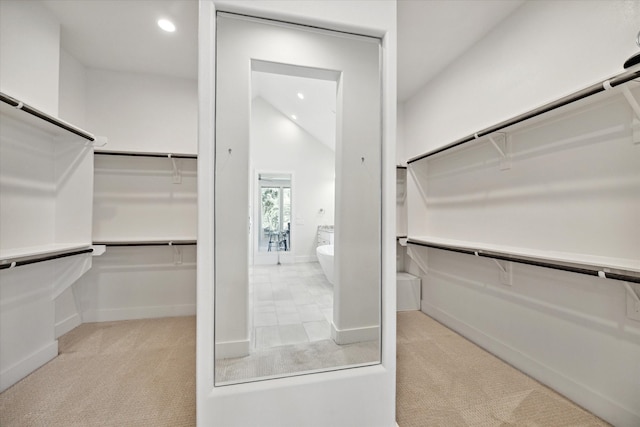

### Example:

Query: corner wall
xmin=402 ymin=2 xmax=640 ymax=426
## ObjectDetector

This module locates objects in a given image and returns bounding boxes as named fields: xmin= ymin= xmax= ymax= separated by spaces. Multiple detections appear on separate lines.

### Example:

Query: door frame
xmin=252 ymin=169 xmax=295 ymax=265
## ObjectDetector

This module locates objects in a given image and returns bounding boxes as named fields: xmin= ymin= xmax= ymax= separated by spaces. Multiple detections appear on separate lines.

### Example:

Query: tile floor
xmin=249 ymin=262 xmax=334 ymax=351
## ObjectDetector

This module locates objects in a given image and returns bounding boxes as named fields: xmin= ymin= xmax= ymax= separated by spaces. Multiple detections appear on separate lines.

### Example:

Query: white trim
xmin=215 ymin=339 xmax=251 ymax=359
xmin=421 ymin=301 xmax=640 ymax=427
xmin=82 ymin=304 xmax=195 ymax=322
xmin=331 ymin=323 xmax=379 ymax=345
xmin=295 ymin=255 xmax=317 ymax=263
xmin=55 ymin=312 xmax=81 ymax=338
xmin=0 ymin=341 xmax=58 ymax=392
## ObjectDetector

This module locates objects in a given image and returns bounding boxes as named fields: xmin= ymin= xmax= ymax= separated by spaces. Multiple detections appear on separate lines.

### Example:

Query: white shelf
xmin=0 ymin=92 xmax=96 ymax=143
xmin=92 ymin=239 xmax=197 ymax=246
xmin=409 ymin=236 xmax=640 ymax=274
xmin=0 ymin=243 xmax=92 ymax=264
xmin=94 ymin=150 xmax=197 ymax=159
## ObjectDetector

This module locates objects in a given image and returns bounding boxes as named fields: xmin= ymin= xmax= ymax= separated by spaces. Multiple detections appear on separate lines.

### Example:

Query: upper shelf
xmin=95 ymin=150 xmax=197 ymax=159
xmin=0 ymin=243 xmax=93 ymax=267
xmin=407 ymin=66 xmax=640 ymax=164
xmin=0 ymin=92 xmax=96 ymax=143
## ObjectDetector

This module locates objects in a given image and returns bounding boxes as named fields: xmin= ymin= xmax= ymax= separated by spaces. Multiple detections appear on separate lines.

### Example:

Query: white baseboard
xmin=331 ymin=323 xmax=379 ymax=345
xmin=421 ymin=300 xmax=640 ymax=427
xmin=215 ymin=339 xmax=250 ymax=359
xmin=0 ymin=341 xmax=58 ymax=392
xmin=55 ymin=312 xmax=82 ymax=338
xmin=82 ymin=304 xmax=196 ymax=322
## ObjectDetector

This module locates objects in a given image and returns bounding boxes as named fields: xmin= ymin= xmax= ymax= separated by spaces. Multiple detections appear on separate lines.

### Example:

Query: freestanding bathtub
xmin=316 ymin=244 xmax=334 ymax=285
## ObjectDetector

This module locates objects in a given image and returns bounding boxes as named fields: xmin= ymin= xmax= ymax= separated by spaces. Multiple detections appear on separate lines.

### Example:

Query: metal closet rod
xmin=0 ymin=92 xmax=95 ymax=142
xmin=407 ymin=240 xmax=640 ymax=284
xmin=407 ymin=67 xmax=640 ymax=164
xmin=93 ymin=241 xmax=197 ymax=247
xmin=95 ymin=151 xmax=197 ymax=159
xmin=0 ymin=248 xmax=94 ymax=270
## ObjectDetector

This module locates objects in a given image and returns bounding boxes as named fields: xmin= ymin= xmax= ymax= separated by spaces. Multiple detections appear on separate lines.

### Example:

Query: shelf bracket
xmin=619 ymin=85 xmax=640 ymax=144
xmin=406 ymin=245 xmax=429 ymax=275
xmin=493 ymin=259 xmax=512 ymax=286
xmin=625 ymin=282 xmax=640 ymax=322
xmin=168 ymin=154 xmax=182 ymax=184
xmin=487 ymin=133 xmax=511 ymax=170
xmin=169 ymin=242 xmax=183 ymax=265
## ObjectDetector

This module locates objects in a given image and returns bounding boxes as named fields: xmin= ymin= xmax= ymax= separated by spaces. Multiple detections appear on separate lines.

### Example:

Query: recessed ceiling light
xmin=291 ymin=115 xmax=297 ymax=120
xmin=158 ymin=19 xmax=176 ymax=33
xmin=297 ymin=92 xmax=304 ymax=100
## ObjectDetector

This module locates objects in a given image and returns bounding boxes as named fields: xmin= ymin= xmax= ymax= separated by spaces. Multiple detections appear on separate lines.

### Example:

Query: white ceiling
xmin=42 ymin=0 xmax=198 ymax=80
xmin=397 ymin=0 xmax=524 ymax=101
xmin=253 ymin=72 xmax=337 ymax=151
xmin=41 ymin=0 xmax=524 ymax=124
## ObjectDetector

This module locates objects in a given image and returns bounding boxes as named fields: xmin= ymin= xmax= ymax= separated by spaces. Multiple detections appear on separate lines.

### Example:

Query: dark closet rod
xmin=0 ymin=248 xmax=94 ymax=270
xmin=0 ymin=92 xmax=95 ymax=142
xmin=93 ymin=241 xmax=197 ymax=247
xmin=407 ymin=67 xmax=640 ymax=164
xmin=95 ymin=151 xmax=197 ymax=159
xmin=407 ymin=240 xmax=640 ymax=284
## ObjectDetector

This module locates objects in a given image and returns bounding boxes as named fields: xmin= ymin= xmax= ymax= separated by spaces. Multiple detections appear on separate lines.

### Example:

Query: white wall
xmin=0 ymin=0 xmax=60 ymax=116
xmin=80 ymin=68 xmax=198 ymax=322
xmin=86 ymin=69 xmax=197 ymax=154
xmin=198 ymin=1 xmax=396 ymax=426
xmin=75 ymin=245 xmax=196 ymax=322
xmin=403 ymin=1 xmax=640 ymax=426
xmin=251 ymin=97 xmax=335 ymax=262
xmin=58 ymin=49 xmax=87 ymax=128
xmin=404 ymin=0 xmax=640 ymax=160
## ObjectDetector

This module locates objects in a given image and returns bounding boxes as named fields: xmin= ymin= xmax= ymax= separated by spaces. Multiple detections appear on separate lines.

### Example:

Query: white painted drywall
xmin=79 ymin=68 xmax=197 ymax=323
xmin=251 ymin=96 xmax=335 ymax=262
xmin=58 ymin=49 xmax=87 ymax=128
xmin=403 ymin=1 xmax=640 ymax=425
xmin=75 ymin=245 xmax=196 ymax=322
xmin=198 ymin=1 xmax=397 ymax=426
xmin=403 ymin=0 xmax=640 ymax=160
xmin=0 ymin=0 xmax=60 ymax=116
xmin=85 ymin=69 xmax=197 ymax=154
xmin=92 ymin=155 xmax=197 ymax=241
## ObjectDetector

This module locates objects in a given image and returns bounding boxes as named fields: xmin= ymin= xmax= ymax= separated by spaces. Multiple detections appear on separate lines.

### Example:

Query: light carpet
xmin=0 ymin=316 xmax=195 ymax=427
xmin=1 ymin=313 xmax=609 ymax=426
xmin=396 ymin=311 xmax=610 ymax=427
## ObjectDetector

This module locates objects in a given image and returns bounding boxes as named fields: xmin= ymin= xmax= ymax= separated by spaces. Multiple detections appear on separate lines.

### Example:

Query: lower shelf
xmin=408 ymin=236 xmax=640 ymax=284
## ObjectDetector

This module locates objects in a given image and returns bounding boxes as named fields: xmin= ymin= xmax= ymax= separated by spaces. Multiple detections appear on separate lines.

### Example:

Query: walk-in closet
xmin=1 ymin=1 xmax=639 ymax=427
xmin=0 ymin=1 xmax=198 ymax=420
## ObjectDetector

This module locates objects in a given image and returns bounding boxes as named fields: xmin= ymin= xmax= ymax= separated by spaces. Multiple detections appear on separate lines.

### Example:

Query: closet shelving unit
xmin=84 ymin=148 xmax=198 ymax=323
xmin=0 ymin=91 xmax=104 ymax=392
xmin=406 ymin=67 xmax=640 ymax=287
xmin=0 ymin=92 xmax=101 ymax=267
xmin=92 ymin=150 xmax=198 ymax=245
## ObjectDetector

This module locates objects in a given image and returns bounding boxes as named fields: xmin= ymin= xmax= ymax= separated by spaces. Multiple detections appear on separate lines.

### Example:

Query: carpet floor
xmin=0 ymin=312 xmax=608 ymax=426
xmin=396 ymin=311 xmax=609 ymax=427
xmin=0 ymin=316 xmax=196 ymax=427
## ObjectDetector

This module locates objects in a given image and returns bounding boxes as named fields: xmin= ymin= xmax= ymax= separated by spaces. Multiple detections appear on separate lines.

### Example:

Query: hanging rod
xmin=0 ymin=248 xmax=93 ymax=270
xmin=407 ymin=240 xmax=640 ymax=284
xmin=0 ymin=92 xmax=95 ymax=142
xmin=95 ymin=150 xmax=197 ymax=159
xmin=93 ymin=240 xmax=197 ymax=247
xmin=407 ymin=67 xmax=640 ymax=164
